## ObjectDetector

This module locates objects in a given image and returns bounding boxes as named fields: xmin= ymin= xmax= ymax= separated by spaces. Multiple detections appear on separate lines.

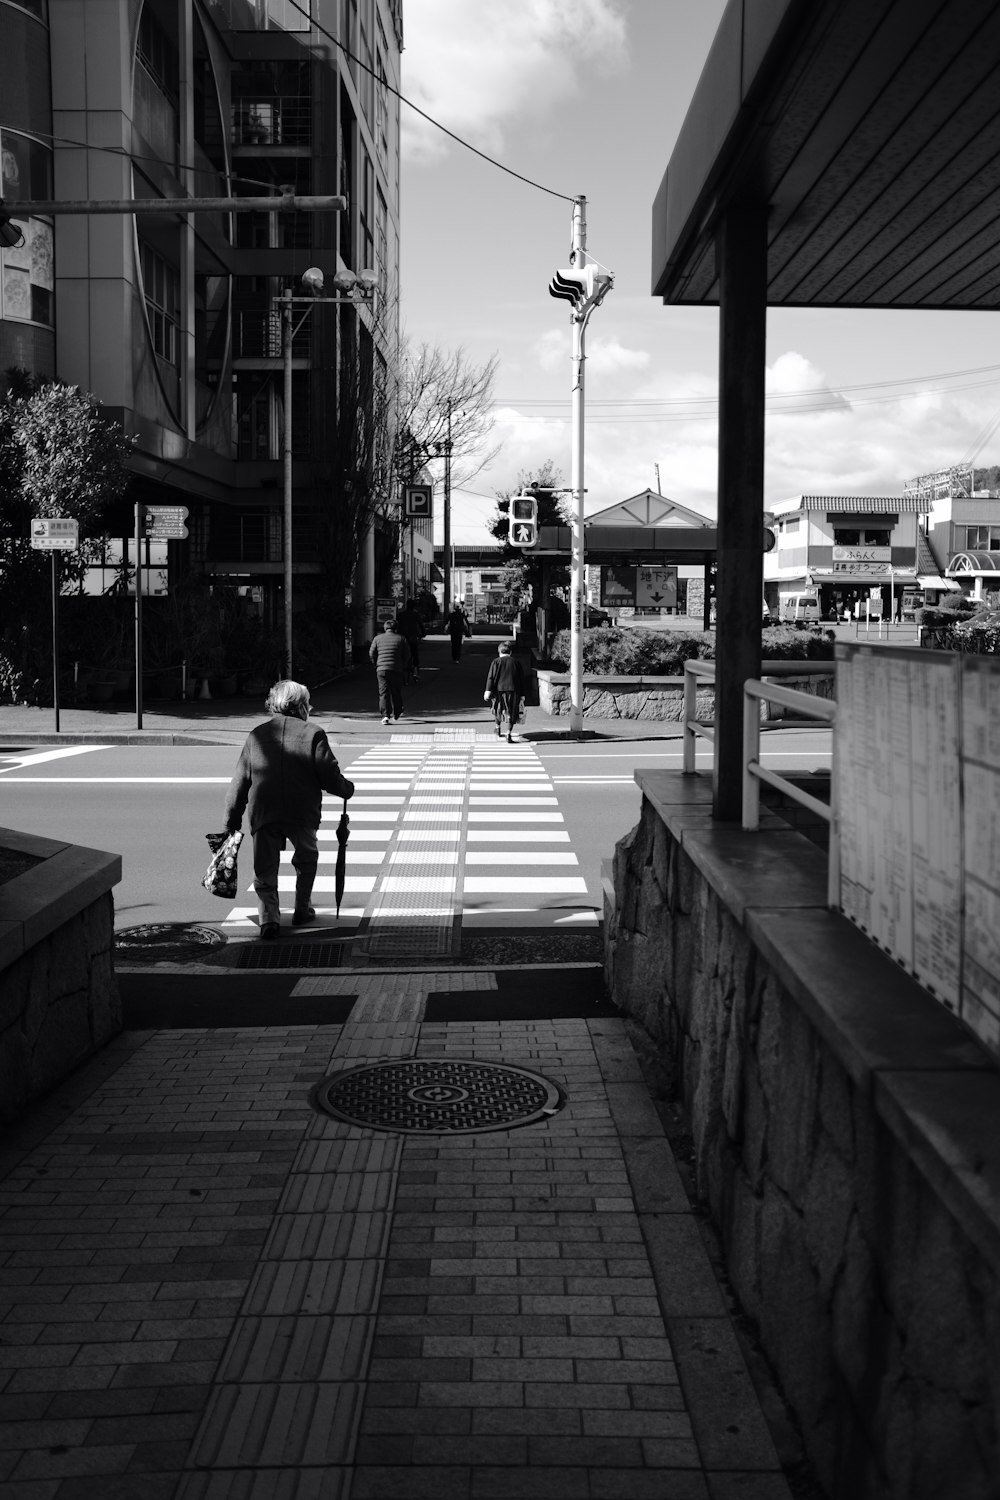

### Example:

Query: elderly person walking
xmin=369 ymin=618 xmax=411 ymax=724
xmin=485 ymin=640 xmax=526 ymax=742
xmin=223 ymin=679 xmax=354 ymax=940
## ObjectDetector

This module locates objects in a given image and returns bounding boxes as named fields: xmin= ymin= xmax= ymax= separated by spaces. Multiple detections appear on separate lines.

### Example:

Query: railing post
xmin=683 ymin=663 xmax=697 ymax=774
xmin=742 ymin=683 xmax=761 ymax=829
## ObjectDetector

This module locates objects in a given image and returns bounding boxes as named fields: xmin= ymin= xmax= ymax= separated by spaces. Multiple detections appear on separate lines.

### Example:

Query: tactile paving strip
xmin=312 ymin=1055 xmax=564 ymax=1134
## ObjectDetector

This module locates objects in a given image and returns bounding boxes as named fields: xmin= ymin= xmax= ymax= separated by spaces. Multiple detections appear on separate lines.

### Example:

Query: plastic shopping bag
xmin=203 ymin=829 xmax=243 ymax=899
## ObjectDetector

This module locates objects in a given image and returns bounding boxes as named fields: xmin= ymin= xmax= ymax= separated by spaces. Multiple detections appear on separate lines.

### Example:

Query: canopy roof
xmin=652 ymin=0 xmax=1000 ymax=309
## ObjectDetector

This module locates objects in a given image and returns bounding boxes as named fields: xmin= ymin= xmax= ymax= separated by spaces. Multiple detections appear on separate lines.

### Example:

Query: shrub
xmin=546 ymin=624 xmax=835 ymax=675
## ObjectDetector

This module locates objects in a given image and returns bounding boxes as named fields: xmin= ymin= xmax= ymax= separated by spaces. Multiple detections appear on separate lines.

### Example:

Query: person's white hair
xmin=266 ymin=679 xmax=310 ymax=716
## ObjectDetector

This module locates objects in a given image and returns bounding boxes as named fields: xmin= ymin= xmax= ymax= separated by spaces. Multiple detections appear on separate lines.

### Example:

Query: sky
xmin=397 ymin=0 xmax=1000 ymax=545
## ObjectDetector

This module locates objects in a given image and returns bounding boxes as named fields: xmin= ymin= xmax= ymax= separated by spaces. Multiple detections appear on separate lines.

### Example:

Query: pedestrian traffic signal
xmin=509 ymin=494 xmax=538 ymax=548
xmin=0 ymin=201 xmax=25 ymax=250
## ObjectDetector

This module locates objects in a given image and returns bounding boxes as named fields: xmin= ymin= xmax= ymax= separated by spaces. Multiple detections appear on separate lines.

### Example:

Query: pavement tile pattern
xmin=0 ymin=990 xmax=792 ymax=1499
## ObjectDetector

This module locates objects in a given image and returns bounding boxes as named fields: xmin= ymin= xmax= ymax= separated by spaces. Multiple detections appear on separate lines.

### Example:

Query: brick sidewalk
xmin=0 ymin=980 xmax=792 ymax=1499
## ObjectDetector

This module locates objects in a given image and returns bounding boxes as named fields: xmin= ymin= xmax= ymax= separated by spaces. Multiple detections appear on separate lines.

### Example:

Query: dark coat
xmin=445 ymin=609 xmax=470 ymax=638
xmin=394 ymin=607 xmax=425 ymax=643
xmin=486 ymin=654 xmax=526 ymax=697
xmin=224 ymin=714 xmax=354 ymax=834
xmin=369 ymin=628 xmax=412 ymax=673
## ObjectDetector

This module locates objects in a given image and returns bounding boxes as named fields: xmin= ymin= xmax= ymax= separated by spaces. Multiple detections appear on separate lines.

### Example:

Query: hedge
xmin=546 ymin=625 xmax=836 ymax=675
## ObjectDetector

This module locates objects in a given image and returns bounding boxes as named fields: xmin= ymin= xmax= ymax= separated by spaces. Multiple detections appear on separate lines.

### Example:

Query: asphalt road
xmin=0 ymin=731 xmax=833 ymax=935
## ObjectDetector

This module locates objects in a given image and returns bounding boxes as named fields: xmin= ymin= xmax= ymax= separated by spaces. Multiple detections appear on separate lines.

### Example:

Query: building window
xmin=375 ymin=35 xmax=389 ymax=162
xmin=360 ymin=153 xmax=374 ymax=275
xmin=82 ymin=536 xmax=168 ymax=597
xmin=210 ymin=0 xmax=308 ymax=31
xmin=140 ymin=242 xmax=180 ymax=364
xmin=375 ymin=186 xmax=387 ymax=304
xmin=964 ymin=525 xmax=1000 ymax=551
xmin=137 ymin=5 xmax=179 ymax=102
xmin=833 ymin=527 xmax=891 ymax=546
xmin=1 ymin=130 xmax=54 ymax=327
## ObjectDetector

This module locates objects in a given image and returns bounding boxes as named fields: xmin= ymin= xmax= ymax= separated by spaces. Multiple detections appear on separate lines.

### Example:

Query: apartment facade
xmin=1 ymin=0 xmax=402 ymax=645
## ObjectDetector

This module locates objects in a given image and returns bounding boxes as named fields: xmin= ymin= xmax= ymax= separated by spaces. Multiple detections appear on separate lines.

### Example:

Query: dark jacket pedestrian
xmin=485 ymin=644 xmax=526 ymax=740
xmin=445 ymin=605 xmax=471 ymax=661
xmin=369 ymin=621 xmax=411 ymax=722
xmin=223 ymin=679 xmax=354 ymax=939
xmin=395 ymin=601 xmax=426 ymax=679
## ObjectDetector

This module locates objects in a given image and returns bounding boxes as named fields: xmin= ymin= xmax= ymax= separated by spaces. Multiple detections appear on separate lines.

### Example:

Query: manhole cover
xmin=115 ymin=923 xmax=227 ymax=961
xmin=313 ymin=1057 xmax=563 ymax=1134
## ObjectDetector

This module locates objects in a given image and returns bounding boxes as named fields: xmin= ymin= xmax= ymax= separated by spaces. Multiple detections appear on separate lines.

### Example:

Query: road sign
xmin=404 ymin=484 xmax=433 ymax=519
xmin=30 ymin=517 xmax=79 ymax=550
xmin=142 ymin=504 xmax=189 ymax=538
xmin=636 ymin=566 xmax=677 ymax=609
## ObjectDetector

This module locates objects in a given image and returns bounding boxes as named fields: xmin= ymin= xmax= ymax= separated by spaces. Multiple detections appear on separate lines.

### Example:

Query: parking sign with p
xmin=404 ymin=484 xmax=433 ymax=519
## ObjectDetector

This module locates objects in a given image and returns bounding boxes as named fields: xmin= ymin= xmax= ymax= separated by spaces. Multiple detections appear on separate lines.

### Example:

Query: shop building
xmin=764 ymin=493 xmax=954 ymax=620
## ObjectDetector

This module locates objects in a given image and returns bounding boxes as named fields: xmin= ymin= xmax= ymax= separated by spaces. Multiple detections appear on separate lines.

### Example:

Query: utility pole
xmin=442 ymin=399 xmax=453 ymax=620
xmin=282 ymin=286 xmax=294 ymax=677
xmin=549 ymin=196 xmax=614 ymax=733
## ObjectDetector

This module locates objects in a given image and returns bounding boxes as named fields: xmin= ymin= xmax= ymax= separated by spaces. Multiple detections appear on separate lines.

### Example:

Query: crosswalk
xmin=221 ymin=732 xmax=596 ymax=945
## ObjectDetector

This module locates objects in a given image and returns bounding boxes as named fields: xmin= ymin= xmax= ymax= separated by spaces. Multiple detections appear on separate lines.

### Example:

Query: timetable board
xmin=836 ymin=645 xmax=1000 ymax=1055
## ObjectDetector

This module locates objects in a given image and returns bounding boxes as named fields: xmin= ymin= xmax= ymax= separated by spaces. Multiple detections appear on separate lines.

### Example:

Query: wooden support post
xmin=713 ymin=204 xmax=768 ymax=820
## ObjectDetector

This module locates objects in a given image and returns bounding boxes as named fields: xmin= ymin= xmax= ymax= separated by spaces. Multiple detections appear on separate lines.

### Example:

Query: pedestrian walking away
xmin=445 ymin=603 xmax=472 ymax=661
xmin=223 ymin=679 xmax=355 ymax=939
xmin=485 ymin=639 xmax=526 ymax=741
xmin=395 ymin=597 xmax=426 ymax=682
xmin=369 ymin=618 xmax=411 ymax=722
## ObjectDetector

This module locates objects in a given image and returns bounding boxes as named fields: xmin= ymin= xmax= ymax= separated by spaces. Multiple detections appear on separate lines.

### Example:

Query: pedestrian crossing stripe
xmin=234 ymin=739 xmax=596 ymax=933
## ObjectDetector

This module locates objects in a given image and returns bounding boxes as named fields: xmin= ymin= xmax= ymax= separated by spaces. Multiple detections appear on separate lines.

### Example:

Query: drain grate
xmin=313 ymin=1056 xmax=563 ymax=1134
xmin=115 ymin=923 xmax=226 ymax=962
xmin=234 ymin=942 xmax=345 ymax=970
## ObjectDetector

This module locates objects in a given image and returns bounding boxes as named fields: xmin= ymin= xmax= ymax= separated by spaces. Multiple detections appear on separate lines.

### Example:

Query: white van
xmin=779 ymin=592 xmax=821 ymax=625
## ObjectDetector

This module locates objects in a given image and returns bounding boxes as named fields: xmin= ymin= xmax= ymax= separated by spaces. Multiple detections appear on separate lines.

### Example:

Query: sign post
xmin=136 ymin=506 xmax=188 ymax=728
xmin=403 ymin=486 xmax=432 ymax=604
xmin=30 ymin=519 xmax=79 ymax=732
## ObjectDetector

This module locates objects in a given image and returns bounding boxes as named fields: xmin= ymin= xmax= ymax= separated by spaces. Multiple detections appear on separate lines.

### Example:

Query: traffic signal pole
xmin=548 ymin=199 xmax=612 ymax=733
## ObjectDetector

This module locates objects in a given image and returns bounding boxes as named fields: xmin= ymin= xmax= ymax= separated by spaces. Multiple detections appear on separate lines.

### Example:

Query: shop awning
xmin=918 ymin=575 xmax=961 ymax=591
xmin=946 ymin=552 xmax=1000 ymax=575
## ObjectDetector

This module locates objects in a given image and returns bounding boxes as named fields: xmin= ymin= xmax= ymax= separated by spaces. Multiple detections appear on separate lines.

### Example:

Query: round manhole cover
xmin=313 ymin=1057 xmax=564 ymax=1134
xmin=115 ymin=923 xmax=227 ymax=961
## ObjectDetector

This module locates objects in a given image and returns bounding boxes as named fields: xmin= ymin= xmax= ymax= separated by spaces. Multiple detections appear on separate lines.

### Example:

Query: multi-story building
xmin=1 ymin=0 xmax=402 ymax=649
xmin=764 ymin=493 xmax=955 ymax=620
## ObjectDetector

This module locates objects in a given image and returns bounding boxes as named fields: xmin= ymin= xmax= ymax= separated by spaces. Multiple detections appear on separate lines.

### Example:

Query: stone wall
xmin=604 ymin=773 xmax=1000 ymax=1500
xmin=536 ymin=669 xmax=833 ymax=720
xmin=0 ymin=829 xmax=121 ymax=1123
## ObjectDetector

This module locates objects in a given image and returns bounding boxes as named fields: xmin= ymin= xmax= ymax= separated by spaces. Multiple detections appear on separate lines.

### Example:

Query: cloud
xmin=401 ymin=0 xmax=627 ymax=163
xmin=459 ymin=347 xmax=1000 ymax=536
xmin=533 ymin=329 xmax=650 ymax=374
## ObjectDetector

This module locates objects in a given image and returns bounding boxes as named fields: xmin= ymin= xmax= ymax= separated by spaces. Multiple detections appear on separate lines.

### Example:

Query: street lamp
xmin=277 ymin=264 xmax=377 ymax=677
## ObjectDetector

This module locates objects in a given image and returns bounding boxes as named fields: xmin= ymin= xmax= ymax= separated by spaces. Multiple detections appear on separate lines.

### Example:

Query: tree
xmin=488 ymin=460 xmax=571 ymax=615
xmin=0 ymin=373 xmax=134 ymax=700
xmin=381 ymin=341 xmax=500 ymax=586
xmin=306 ymin=331 xmax=499 ymax=648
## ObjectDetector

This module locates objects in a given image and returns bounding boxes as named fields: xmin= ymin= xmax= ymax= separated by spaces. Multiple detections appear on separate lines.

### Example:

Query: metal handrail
xmin=742 ymin=677 xmax=838 ymax=907
xmin=682 ymin=658 xmax=835 ymax=773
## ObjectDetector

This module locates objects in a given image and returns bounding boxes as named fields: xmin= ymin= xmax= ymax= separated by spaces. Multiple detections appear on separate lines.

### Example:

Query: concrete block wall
xmin=604 ymin=773 xmax=1000 ymax=1500
xmin=0 ymin=829 xmax=121 ymax=1123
